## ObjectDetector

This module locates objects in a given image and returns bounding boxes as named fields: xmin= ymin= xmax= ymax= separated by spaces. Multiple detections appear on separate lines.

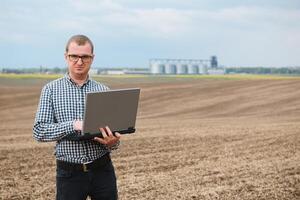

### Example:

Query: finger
xmin=94 ymin=137 xmax=107 ymax=145
xmin=99 ymin=127 xmax=108 ymax=138
xmin=105 ymin=126 xmax=113 ymax=137
xmin=74 ymin=120 xmax=83 ymax=131
xmin=114 ymin=132 xmax=121 ymax=139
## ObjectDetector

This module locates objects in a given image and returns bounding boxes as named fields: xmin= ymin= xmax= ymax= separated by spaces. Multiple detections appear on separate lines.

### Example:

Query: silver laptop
xmin=71 ymin=88 xmax=140 ymax=140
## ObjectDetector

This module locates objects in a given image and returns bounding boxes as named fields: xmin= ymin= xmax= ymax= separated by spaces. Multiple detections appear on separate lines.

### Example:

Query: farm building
xmin=149 ymin=56 xmax=225 ymax=75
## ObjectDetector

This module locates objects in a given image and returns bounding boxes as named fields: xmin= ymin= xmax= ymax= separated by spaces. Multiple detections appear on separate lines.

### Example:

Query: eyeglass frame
xmin=67 ymin=54 xmax=94 ymax=63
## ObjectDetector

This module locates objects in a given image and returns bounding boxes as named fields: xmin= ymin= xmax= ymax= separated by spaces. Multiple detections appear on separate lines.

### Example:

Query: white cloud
xmin=1 ymin=0 xmax=300 ymax=67
xmin=135 ymin=9 xmax=192 ymax=37
xmin=99 ymin=8 xmax=193 ymax=38
xmin=2 ymin=1 xmax=300 ymax=40
xmin=68 ymin=0 xmax=124 ymax=13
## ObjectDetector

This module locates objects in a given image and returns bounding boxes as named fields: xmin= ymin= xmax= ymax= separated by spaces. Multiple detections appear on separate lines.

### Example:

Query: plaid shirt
xmin=33 ymin=74 xmax=118 ymax=164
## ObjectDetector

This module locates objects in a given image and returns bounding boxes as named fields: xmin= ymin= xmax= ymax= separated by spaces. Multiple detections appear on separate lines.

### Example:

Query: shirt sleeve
xmin=33 ymin=85 xmax=77 ymax=142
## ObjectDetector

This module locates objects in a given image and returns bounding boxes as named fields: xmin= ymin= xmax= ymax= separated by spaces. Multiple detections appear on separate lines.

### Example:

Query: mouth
xmin=75 ymin=67 xmax=84 ymax=71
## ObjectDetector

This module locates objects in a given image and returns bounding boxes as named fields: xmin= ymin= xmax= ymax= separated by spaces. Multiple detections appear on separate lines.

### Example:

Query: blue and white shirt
xmin=33 ymin=74 xmax=118 ymax=164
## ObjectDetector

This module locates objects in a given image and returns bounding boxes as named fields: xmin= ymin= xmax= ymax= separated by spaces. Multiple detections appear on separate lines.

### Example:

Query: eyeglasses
xmin=68 ymin=54 xmax=93 ymax=63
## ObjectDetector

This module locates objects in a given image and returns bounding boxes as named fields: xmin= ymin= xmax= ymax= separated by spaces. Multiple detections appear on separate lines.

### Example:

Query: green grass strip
xmin=0 ymin=73 xmax=299 ymax=80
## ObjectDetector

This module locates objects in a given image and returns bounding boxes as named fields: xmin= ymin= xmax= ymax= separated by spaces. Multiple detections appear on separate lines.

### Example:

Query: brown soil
xmin=0 ymin=77 xmax=299 ymax=200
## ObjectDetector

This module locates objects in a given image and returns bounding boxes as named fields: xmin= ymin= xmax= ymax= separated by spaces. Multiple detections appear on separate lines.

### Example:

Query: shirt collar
xmin=64 ymin=73 xmax=90 ymax=87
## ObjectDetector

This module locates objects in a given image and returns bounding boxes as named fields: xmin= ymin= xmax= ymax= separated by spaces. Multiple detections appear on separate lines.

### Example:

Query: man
xmin=33 ymin=34 xmax=121 ymax=200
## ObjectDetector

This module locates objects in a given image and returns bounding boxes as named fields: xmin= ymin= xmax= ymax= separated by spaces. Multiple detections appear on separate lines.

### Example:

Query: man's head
xmin=65 ymin=34 xmax=94 ymax=54
xmin=65 ymin=34 xmax=94 ymax=78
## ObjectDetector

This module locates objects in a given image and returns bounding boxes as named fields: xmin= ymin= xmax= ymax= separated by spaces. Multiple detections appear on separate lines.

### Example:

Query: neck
xmin=69 ymin=73 xmax=88 ymax=86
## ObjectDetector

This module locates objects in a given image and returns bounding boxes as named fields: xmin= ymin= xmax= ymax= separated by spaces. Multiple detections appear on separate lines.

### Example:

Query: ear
xmin=91 ymin=54 xmax=95 ymax=61
xmin=64 ymin=52 xmax=68 ymax=61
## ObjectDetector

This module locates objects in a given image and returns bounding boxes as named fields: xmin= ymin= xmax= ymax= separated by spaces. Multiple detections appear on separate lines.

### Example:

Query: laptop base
xmin=65 ymin=128 xmax=136 ymax=141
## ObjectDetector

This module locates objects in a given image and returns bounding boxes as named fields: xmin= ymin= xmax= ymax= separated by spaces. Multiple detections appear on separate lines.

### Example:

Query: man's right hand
xmin=73 ymin=120 xmax=83 ymax=131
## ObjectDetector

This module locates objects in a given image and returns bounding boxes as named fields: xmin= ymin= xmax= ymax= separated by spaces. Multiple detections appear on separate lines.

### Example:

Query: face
xmin=65 ymin=41 xmax=94 ymax=78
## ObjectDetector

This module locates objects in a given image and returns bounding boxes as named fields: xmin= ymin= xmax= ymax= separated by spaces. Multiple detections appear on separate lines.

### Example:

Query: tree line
xmin=226 ymin=67 xmax=300 ymax=75
xmin=1 ymin=67 xmax=67 ymax=74
xmin=2 ymin=66 xmax=300 ymax=75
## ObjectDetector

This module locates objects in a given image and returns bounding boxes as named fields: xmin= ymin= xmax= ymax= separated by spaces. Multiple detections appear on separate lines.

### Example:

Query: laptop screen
xmin=82 ymin=88 xmax=140 ymax=136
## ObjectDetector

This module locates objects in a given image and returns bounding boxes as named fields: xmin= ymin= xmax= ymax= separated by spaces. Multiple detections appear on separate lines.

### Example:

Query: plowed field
xmin=0 ymin=76 xmax=299 ymax=200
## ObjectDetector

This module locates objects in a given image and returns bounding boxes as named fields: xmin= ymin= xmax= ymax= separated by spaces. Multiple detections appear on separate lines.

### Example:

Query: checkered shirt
xmin=33 ymin=74 xmax=119 ymax=164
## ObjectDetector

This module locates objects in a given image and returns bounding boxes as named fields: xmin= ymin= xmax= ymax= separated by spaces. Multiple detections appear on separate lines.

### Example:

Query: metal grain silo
xmin=151 ymin=62 xmax=165 ymax=74
xmin=198 ymin=64 xmax=207 ymax=74
xmin=177 ymin=64 xmax=188 ymax=74
xmin=165 ymin=63 xmax=177 ymax=74
xmin=188 ymin=64 xmax=199 ymax=74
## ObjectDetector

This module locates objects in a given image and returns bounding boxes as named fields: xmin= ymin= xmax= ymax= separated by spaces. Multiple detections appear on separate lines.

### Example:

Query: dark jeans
xmin=56 ymin=160 xmax=118 ymax=200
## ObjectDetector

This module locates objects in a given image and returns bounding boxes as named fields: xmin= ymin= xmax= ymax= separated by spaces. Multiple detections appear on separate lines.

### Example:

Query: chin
xmin=75 ymin=70 xmax=85 ymax=75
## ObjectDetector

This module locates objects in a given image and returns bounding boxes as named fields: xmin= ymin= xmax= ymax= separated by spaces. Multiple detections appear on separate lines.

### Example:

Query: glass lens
xmin=81 ymin=55 xmax=92 ymax=62
xmin=68 ymin=55 xmax=92 ymax=63
xmin=68 ymin=55 xmax=79 ymax=62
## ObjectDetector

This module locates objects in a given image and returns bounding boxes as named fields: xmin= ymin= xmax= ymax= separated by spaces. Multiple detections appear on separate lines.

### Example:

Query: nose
xmin=77 ymin=57 xmax=83 ymax=65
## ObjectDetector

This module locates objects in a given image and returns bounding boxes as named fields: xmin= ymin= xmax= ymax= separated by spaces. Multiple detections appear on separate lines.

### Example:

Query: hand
xmin=73 ymin=120 xmax=83 ymax=131
xmin=94 ymin=126 xmax=121 ymax=147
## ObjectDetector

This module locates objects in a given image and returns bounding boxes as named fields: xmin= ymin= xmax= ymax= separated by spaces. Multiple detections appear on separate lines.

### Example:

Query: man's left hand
xmin=94 ymin=126 xmax=121 ymax=147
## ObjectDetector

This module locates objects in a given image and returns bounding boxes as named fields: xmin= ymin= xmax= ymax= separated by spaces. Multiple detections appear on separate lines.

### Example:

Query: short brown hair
xmin=65 ymin=34 xmax=94 ymax=53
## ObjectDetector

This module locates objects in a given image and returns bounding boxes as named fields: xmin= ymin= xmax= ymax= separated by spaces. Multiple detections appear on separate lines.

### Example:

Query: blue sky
xmin=1 ymin=0 xmax=300 ymax=68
